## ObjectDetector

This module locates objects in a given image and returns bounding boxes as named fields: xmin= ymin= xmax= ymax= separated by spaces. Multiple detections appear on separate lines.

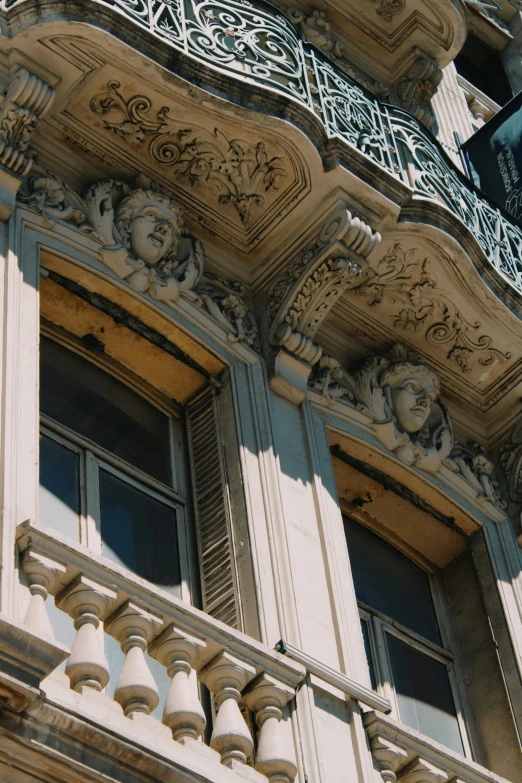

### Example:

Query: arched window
xmin=39 ymin=334 xmax=188 ymax=597
xmin=344 ymin=516 xmax=467 ymax=755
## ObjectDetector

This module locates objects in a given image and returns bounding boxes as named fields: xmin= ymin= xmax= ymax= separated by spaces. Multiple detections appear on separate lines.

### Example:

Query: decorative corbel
xmin=396 ymin=55 xmax=442 ymax=129
xmin=267 ymin=207 xmax=380 ymax=403
xmin=0 ymin=68 xmax=55 ymax=219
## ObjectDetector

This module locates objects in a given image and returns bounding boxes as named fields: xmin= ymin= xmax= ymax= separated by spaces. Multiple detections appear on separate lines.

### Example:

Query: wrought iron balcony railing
xmin=3 ymin=0 xmax=522 ymax=296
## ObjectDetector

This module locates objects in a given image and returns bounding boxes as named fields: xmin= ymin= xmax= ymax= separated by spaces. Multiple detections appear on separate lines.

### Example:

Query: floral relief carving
xmin=20 ymin=172 xmax=257 ymax=347
xmin=351 ymin=243 xmax=511 ymax=373
xmin=285 ymin=256 xmax=362 ymax=336
xmin=89 ymin=81 xmax=287 ymax=226
xmin=368 ymin=0 xmax=406 ymax=23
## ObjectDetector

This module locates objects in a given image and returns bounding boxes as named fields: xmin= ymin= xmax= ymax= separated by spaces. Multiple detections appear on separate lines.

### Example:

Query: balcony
xmin=8 ymin=519 xmax=515 ymax=783
xmin=13 ymin=519 xmax=305 ymax=783
xmin=1 ymin=0 xmax=521 ymax=312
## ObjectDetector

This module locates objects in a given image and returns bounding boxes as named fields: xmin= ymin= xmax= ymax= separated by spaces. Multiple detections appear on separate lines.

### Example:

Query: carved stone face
xmin=128 ymin=198 xmax=178 ymax=267
xmin=388 ymin=372 xmax=436 ymax=434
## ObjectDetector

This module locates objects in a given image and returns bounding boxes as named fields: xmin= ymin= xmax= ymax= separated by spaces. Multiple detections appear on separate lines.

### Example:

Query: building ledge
xmin=364 ymin=711 xmax=512 ymax=783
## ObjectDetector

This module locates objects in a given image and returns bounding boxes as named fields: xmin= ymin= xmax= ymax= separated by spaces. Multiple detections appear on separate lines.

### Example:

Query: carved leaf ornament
xmin=353 ymin=243 xmax=511 ymax=373
xmin=89 ymin=81 xmax=287 ymax=226
xmin=20 ymin=173 xmax=257 ymax=348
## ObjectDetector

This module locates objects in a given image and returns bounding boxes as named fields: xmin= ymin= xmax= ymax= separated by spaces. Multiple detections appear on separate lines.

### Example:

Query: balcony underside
xmin=2 ymin=4 xmax=522 ymax=429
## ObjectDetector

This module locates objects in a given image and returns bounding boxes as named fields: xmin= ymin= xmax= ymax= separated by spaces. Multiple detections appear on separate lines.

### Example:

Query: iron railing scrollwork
xmin=3 ymin=0 xmax=522 ymax=294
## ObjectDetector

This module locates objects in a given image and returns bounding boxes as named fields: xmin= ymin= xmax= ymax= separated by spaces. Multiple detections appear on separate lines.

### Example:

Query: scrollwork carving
xmin=20 ymin=172 xmax=257 ymax=347
xmin=352 ymin=243 xmax=510 ymax=373
xmin=89 ymin=81 xmax=287 ymax=226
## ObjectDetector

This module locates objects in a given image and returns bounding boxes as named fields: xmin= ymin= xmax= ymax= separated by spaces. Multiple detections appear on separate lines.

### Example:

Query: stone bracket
xmin=0 ymin=67 xmax=55 ymax=219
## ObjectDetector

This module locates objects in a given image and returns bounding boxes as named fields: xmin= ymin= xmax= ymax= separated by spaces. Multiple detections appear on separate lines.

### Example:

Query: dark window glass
xmin=387 ymin=634 xmax=464 ymax=754
xmin=99 ymin=470 xmax=180 ymax=594
xmin=361 ymin=618 xmax=377 ymax=690
xmin=344 ymin=518 xmax=441 ymax=645
xmin=40 ymin=336 xmax=172 ymax=485
xmin=454 ymin=32 xmax=513 ymax=106
xmin=39 ymin=434 xmax=80 ymax=539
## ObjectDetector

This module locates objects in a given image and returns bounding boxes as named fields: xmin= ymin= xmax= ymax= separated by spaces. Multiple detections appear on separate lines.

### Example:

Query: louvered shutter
xmin=186 ymin=386 xmax=241 ymax=629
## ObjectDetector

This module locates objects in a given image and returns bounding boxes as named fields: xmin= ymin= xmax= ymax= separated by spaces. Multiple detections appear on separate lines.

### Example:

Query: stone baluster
xmin=21 ymin=547 xmax=66 ymax=638
xmin=149 ymin=623 xmax=206 ymax=742
xmin=244 ymin=674 xmax=297 ymax=783
xmin=200 ymin=651 xmax=256 ymax=767
xmin=56 ymin=574 xmax=117 ymax=693
xmin=400 ymin=758 xmax=448 ymax=783
xmin=105 ymin=600 xmax=162 ymax=718
xmin=369 ymin=734 xmax=409 ymax=783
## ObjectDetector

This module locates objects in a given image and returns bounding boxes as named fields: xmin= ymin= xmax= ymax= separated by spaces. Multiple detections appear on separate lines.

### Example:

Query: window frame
xmin=343 ymin=510 xmax=475 ymax=759
xmin=39 ymin=326 xmax=194 ymax=604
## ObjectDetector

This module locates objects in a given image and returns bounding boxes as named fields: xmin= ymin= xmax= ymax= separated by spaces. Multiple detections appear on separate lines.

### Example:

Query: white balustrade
xmin=201 ymin=651 xmax=256 ymax=767
xmin=56 ymin=574 xmax=117 ymax=693
xmin=149 ymin=623 xmax=207 ymax=742
xmin=105 ymin=600 xmax=162 ymax=717
xmin=245 ymin=673 xmax=297 ymax=783
xmin=16 ymin=521 xmax=306 ymax=778
xmin=21 ymin=546 xmax=66 ymax=638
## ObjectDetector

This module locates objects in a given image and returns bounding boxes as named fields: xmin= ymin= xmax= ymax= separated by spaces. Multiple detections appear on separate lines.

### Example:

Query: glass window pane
xmin=361 ymin=618 xmax=377 ymax=690
xmin=344 ymin=518 xmax=441 ymax=645
xmin=39 ymin=434 xmax=80 ymax=540
xmin=387 ymin=634 xmax=464 ymax=754
xmin=99 ymin=469 xmax=180 ymax=594
xmin=40 ymin=336 xmax=172 ymax=485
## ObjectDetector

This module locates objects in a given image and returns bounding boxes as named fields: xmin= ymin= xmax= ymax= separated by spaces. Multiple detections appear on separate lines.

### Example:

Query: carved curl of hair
xmin=116 ymin=188 xmax=184 ymax=266
xmin=380 ymin=360 xmax=440 ymax=400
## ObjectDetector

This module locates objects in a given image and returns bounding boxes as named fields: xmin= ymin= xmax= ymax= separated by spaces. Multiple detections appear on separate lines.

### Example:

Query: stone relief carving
xmin=396 ymin=57 xmax=442 ymax=129
xmin=368 ymin=0 xmax=406 ymax=23
xmin=268 ymin=209 xmax=380 ymax=326
xmin=446 ymin=441 xmax=507 ymax=509
xmin=89 ymin=81 xmax=287 ymax=227
xmin=20 ymin=173 xmax=257 ymax=347
xmin=0 ymin=68 xmax=55 ymax=215
xmin=283 ymin=8 xmax=343 ymax=58
xmin=282 ymin=6 xmax=388 ymax=97
xmin=310 ymin=344 xmax=507 ymax=506
xmin=312 ymin=344 xmax=453 ymax=473
xmin=499 ymin=421 xmax=522 ymax=503
xmin=351 ymin=243 xmax=511 ymax=373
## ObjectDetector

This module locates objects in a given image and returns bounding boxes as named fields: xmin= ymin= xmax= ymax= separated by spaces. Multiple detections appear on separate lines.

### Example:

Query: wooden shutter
xmin=186 ymin=386 xmax=241 ymax=629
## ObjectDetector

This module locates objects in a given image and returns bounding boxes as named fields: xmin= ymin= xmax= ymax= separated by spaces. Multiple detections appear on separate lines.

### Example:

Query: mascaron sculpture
xmin=20 ymin=173 xmax=257 ymax=347
xmin=312 ymin=344 xmax=452 ymax=472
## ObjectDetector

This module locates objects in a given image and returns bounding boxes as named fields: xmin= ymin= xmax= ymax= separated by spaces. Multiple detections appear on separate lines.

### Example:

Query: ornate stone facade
xmin=0 ymin=3 xmax=521 ymax=783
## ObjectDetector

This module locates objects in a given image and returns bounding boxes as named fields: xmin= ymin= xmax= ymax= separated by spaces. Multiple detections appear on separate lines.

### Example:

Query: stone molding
xmin=19 ymin=172 xmax=258 ymax=348
xmin=364 ymin=711 xmax=511 ymax=783
xmin=0 ymin=67 xmax=55 ymax=219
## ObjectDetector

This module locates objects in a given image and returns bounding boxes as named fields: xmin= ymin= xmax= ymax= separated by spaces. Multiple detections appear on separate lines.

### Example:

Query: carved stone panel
xmin=37 ymin=37 xmax=310 ymax=255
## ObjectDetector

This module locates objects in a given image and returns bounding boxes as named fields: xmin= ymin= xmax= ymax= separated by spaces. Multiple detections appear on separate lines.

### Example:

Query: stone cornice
xmin=2 ymin=0 xmax=522 ymax=317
